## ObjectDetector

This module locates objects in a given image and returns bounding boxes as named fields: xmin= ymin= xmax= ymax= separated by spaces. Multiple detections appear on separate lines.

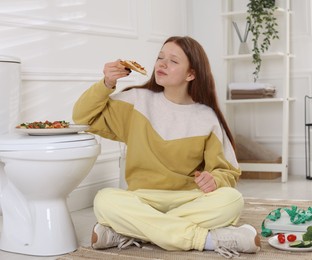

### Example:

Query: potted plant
xmin=246 ymin=0 xmax=279 ymax=82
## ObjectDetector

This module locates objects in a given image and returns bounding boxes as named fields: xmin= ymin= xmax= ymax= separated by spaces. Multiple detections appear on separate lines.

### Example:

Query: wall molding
xmin=68 ymin=149 xmax=121 ymax=211
xmin=67 ymin=178 xmax=119 ymax=212
xmin=96 ymin=149 xmax=120 ymax=164
xmin=246 ymin=70 xmax=312 ymax=143
xmin=291 ymin=0 xmax=312 ymax=39
xmin=0 ymin=13 xmax=138 ymax=38
xmin=21 ymin=68 xmax=137 ymax=82
xmin=144 ymin=0 xmax=188 ymax=43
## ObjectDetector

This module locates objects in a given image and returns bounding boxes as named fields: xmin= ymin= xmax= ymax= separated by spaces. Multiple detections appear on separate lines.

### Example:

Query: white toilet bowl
xmin=0 ymin=133 xmax=100 ymax=256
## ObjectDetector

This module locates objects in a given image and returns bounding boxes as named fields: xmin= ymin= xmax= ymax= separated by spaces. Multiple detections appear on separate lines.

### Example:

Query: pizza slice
xmin=120 ymin=60 xmax=147 ymax=75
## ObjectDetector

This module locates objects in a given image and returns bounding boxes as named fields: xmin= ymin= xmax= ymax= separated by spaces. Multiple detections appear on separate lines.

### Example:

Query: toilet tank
xmin=0 ymin=56 xmax=21 ymax=135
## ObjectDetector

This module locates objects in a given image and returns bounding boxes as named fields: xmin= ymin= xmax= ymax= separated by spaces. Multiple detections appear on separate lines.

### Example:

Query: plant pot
xmin=238 ymin=42 xmax=249 ymax=54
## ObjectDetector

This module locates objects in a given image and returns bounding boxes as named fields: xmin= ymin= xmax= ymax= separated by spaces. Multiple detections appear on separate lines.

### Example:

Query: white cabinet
xmin=221 ymin=0 xmax=293 ymax=182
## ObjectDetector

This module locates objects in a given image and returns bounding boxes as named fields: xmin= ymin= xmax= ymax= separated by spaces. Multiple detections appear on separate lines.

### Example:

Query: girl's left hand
xmin=194 ymin=171 xmax=217 ymax=193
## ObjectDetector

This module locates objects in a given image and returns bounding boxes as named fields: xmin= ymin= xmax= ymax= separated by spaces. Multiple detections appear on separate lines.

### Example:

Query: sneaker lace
xmin=117 ymin=237 xmax=142 ymax=249
xmin=215 ymin=246 xmax=240 ymax=259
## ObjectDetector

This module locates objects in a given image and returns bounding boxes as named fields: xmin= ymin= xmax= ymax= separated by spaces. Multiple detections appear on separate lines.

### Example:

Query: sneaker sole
xmin=91 ymin=223 xmax=99 ymax=249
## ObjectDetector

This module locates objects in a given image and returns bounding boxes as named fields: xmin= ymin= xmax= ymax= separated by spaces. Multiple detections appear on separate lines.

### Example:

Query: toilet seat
xmin=0 ymin=133 xmax=97 ymax=151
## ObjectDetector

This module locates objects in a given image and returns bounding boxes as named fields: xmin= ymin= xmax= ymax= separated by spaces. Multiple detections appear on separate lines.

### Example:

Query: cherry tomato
xmin=287 ymin=234 xmax=297 ymax=242
xmin=277 ymin=233 xmax=286 ymax=244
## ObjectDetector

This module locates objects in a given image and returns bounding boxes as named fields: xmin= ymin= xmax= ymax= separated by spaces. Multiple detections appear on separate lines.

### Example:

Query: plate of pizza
xmin=15 ymin=120 xmax=89 ymax=136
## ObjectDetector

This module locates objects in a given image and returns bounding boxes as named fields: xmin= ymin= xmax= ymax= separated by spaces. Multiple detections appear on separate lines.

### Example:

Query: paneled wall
xmin=0 ymin=0 xmax=189 ymax=211
xmin=3 ymin=0 xmax=311 ymax=212
xmin=190 ymin=0 xmax=312 ymax=178
xmin=289 ymin=0 xmax=312 ymax=176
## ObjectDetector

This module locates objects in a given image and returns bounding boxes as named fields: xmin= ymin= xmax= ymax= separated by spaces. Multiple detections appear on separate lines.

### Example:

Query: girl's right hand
xmin=103 ymin=59 xmax=131 ymax=88
xmin=194 ymin=171 xmax=217 ymax=193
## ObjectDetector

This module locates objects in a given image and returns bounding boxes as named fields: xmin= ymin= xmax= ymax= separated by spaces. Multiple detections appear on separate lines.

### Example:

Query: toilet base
xmin=0 ymin=198 xmax=78 ymax=256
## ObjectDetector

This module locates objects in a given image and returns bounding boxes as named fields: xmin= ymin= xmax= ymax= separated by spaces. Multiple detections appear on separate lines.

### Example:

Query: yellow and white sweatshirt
xmin=73 ymin=80 xmax=241 ymax=191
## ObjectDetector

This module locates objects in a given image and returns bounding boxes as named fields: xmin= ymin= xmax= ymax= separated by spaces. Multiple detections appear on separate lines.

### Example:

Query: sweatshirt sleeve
xmin=72 ymin=79 xmax=129 ymax=142
xmin=203 ymin=130 xmax=241 ymax=188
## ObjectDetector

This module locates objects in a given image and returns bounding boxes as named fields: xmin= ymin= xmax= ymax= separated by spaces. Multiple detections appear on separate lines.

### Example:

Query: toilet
xmin=0 ymin=133 xmax=100 ymax=256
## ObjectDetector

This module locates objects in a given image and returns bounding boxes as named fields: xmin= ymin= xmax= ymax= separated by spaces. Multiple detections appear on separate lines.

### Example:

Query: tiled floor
xmin=0 ymin=174 xmax=311 ymax=259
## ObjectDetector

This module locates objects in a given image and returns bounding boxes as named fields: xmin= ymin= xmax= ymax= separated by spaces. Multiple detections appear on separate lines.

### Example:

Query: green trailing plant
xmin=246 ymin=0 xmax=279 ymax=82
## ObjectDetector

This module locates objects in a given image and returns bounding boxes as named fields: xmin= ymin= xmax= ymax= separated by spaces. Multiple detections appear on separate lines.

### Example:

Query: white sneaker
xmin=210 ymin=224 xmax=261 ymax=257
xmin=91 ymin=223 xmax=141 ymax=249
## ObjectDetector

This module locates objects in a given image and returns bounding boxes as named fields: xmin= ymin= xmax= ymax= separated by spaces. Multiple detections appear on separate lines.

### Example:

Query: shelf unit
xmin=305 ymin=96 xmax=312 ymax=180
xmin=221 ymin=0 xmax=292 ymax=182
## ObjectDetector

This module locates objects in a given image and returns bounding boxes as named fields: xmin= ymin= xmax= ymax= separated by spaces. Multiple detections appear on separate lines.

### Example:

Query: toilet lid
xmin=0 ymin=133 xmax=98 ymax=151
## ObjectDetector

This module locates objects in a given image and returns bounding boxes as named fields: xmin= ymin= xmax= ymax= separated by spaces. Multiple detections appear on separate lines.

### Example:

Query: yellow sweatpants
xmin=93 ymin=187 xmax=244 ymax=251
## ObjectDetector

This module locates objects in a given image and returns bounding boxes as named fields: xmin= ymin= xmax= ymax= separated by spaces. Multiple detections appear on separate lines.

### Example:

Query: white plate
xmin=15 ymin=124 xmax=90 ymax=136
xmin=268 ymin=232 xmax=312 ymax=252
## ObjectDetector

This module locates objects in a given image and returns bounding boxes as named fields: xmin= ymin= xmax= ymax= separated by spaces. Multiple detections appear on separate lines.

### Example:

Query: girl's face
xmin=154 ymin=42 xmax=194 ymax=90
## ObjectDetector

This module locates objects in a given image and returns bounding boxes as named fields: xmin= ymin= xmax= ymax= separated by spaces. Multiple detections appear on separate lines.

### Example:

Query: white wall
xmin=190 ymin=0 xmax=312 ymax=179
xmin=1 ymin=0 xmax=311 ymax=211
xmin=0 ymin=0 xmax=189 ymax=211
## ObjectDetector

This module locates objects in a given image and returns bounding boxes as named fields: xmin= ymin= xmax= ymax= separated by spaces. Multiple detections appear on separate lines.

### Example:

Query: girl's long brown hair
xmin=125 ymin=36 xmax=235 ymax=148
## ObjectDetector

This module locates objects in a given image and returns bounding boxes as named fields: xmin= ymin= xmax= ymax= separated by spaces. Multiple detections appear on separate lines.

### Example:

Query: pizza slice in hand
xmin=120 ymin=60 xmax=147 ymax=75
